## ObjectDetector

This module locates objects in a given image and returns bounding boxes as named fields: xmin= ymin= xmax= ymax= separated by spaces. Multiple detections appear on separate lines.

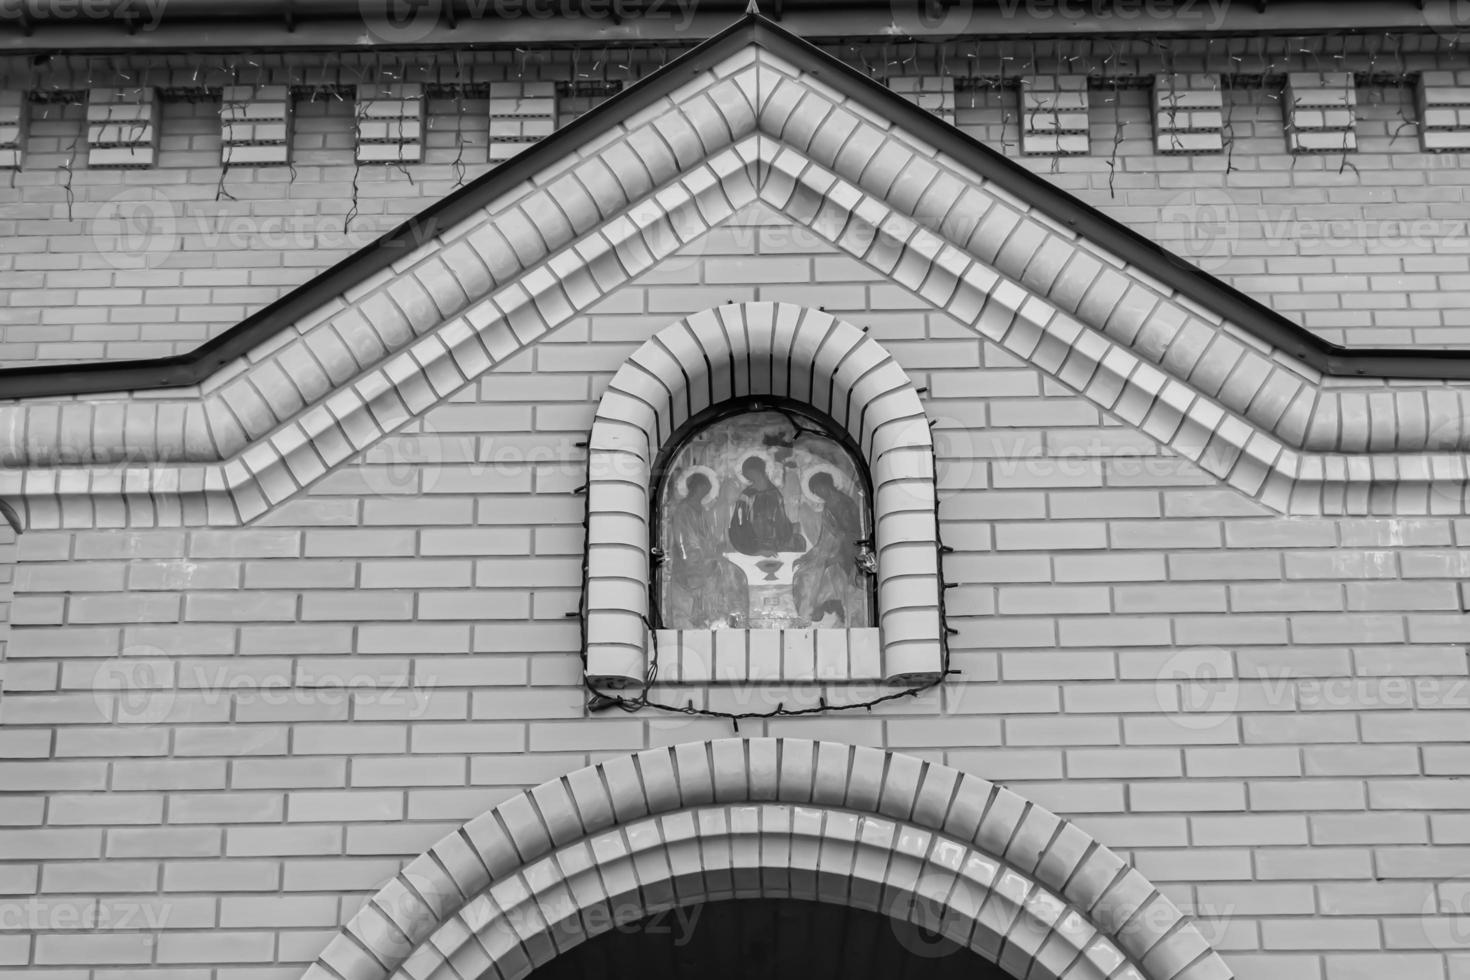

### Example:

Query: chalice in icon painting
xmin=754 ymin=558 xmax=785 ymax=581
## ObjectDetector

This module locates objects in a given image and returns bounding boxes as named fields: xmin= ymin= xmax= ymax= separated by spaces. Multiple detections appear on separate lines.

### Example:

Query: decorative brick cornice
xmin=301 ymin=738 xmax=1232 ymax=980
xmin=4 ymin=34 xmax=1470 ymax=528
xmin=584 ymin=302 xmax=940 ymax=686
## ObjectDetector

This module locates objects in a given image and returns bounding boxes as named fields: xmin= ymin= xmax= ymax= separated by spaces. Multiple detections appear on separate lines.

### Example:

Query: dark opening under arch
xmin=524 ymin=897 xmax=1015 ymax=980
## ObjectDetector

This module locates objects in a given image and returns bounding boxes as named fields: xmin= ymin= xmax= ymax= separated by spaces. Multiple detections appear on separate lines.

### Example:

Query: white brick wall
xmin=0 ymin=227 xmax=1468 ymax=976
xmin=355 ymin=83 xmax=425 ymax=164
xmin=85 ymin=87 xmax=159 ymax=169
xmin=220 ymin=84 xmax=292 ymax=167
xmin=2 ymin=29 xmax=1470 ymax=978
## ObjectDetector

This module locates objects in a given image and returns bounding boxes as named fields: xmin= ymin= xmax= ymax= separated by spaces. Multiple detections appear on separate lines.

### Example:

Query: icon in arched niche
xmin=657 ymin=407 xmax=875 ymax=630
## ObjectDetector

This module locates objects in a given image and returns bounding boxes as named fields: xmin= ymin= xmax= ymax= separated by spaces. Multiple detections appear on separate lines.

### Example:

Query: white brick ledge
xmin=649 ymin=626 xmax=883 ymax=683
xmin=585 ymin=302 xmax=940 ymax=686
xmin=300 ymin=738 xmax=1233 ymax=980
xmin=2 ymin=44 xmax=1470 ymax=526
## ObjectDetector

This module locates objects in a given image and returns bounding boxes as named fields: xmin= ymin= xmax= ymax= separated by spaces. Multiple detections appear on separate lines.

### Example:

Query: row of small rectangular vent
xmin=5 ymin=73 xmax=1470 ymax=167
xmin=0 ymin=82 xmax=565 ymax=169
xmin=890 ymin=72 xmax=1470 ymax=155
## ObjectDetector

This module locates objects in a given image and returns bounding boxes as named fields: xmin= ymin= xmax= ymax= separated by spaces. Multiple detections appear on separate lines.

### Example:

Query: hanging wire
xmin=215 ymin=65 xmax=243 ymax=203
xmin=449 ymin=53 xmax=469 ymax=190
xmin=1221 ymin=40 xmax=1242 ymax=176
xmin=1105 ymin=42 xmax=1123 ymax=199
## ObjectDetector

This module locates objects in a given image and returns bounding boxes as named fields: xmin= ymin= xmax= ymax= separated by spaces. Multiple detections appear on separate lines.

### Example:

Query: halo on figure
xmin=675 ymin=465 xmax=720 ymax=507
xmin=800 ymin=464 xmax=848 ymax=506
xmin=736 ymin=448 xmax=786 ymax=488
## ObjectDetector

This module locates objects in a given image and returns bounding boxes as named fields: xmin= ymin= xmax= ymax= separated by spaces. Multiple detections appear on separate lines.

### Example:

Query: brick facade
xmin=0 ymin=13 xmax=1468 ymax=980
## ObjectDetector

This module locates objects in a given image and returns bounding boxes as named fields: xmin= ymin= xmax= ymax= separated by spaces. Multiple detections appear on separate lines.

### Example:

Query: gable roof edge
xmin=0 ymin=12 xmax=1465 ymax=401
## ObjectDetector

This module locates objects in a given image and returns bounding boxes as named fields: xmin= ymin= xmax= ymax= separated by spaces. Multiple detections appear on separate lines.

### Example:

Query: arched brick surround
xmin=584 ymin=302 xmax=940 ymax=686
xmin=300 ymin=739 xmax=1231 ymax=980
xmin=5 ymin=38 xmax=1470 ymax=525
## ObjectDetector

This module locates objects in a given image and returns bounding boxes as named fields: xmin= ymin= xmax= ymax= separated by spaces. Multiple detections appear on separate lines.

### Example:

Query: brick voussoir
xmin=323 ymin=739 xmax=1224 ymax=980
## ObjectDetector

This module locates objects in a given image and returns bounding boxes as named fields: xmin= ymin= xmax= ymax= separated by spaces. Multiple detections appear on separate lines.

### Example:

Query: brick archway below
xmin=300 ymin=739 xmax=1231 ymax=980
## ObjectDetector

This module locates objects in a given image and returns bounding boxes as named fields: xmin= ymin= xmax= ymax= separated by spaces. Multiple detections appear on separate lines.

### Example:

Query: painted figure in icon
xmin=727 ymin=455 xmax=807 ymax=556
xmin=792 ymin=470 xmax=864 ymax=624
xmin=666 ymin=471 xmax=749 ymax=628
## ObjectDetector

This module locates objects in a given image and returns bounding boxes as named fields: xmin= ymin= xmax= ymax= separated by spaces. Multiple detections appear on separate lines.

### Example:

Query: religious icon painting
xmin=655 ymin=407 xmax=875 ymax=630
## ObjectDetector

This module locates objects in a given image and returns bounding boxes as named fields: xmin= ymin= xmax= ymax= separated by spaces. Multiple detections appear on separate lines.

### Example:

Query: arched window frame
xmin=582 ymin=302 xmax=944 ymax=688
xmin=649 ymin=395 xmax=879 ymax=632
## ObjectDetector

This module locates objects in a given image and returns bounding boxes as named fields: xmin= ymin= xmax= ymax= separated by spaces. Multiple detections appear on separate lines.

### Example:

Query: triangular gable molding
xmin=2 ymin=40 xmax=1470 ymax=528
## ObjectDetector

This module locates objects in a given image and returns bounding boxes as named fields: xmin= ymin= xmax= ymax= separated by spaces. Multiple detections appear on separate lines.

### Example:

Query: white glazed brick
xmin=357 ymin=82 xmax=425 ymax=164
xmin=489 ymin=81 xmax=556 ymax=163
xmin=888 ymin=75 xmax=955 ymax=124
xmin=86 ymin=87 xmax=158 ymax=168
xmin=1284 ymin=72 xmax=1357 ymax=153
xmin=220 ymin=84 xmax=292 ymax=167
xmin=0 ymin=89 xmax=26 ymax=169
xmin=583 ymin=303 xmax=941 ymax=687
xmin=1019 ymin=76 xmax=1089 ymax=156
xmin=1152 ymin=73 xmax=1223 ymax=154
xmin=1417 ymin=73 xmax=1470 ymax=151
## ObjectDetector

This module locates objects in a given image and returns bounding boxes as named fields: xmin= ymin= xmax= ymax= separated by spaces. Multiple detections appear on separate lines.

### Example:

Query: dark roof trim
xmin=1 ymin=0 xmax=1455 ymax=53
xmin=2 ymin=11 xmax=1464 ymax=400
